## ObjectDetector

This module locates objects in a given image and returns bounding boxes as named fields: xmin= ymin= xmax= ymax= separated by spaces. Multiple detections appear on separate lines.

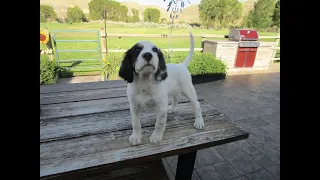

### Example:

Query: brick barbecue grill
xmin=226 ymin=28 xmax=260 ymax=68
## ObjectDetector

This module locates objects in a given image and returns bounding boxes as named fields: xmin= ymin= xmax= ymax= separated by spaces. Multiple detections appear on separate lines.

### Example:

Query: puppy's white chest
xmin=135 ymin=85 xmax=158 ymax=107
xmin=138 ymin=97 xmax=156 ymax=107
xmin=136 ymin=91 xmax=156 ymax=107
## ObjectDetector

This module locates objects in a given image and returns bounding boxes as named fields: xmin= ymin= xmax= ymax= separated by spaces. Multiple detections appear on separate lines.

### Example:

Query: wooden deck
xmin=40 ymin=80 xmax=249 ymax=180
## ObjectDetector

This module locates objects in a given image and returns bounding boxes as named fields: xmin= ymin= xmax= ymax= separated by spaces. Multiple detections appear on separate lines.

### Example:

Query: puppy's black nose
xmin=142 ymin=52 xmax=153 ymax=62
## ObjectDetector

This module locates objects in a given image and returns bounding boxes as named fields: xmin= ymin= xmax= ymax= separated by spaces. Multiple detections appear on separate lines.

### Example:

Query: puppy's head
xmin=119 ymin=41 xmax=167 ymax=83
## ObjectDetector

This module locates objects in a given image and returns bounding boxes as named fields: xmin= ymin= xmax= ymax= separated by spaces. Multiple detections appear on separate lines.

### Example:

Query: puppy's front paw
xmin=194 ymin=117 xmax=205 ymax=130
xmin=129 ymin=133 xmax=142 ymax=145
xmin=168 ymin=105 xmax=176 ymax=113
xmin=149 ymin=131 xmax=163 ymax=144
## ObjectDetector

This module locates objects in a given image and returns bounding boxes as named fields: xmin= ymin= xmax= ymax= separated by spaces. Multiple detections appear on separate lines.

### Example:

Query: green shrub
xmin=66 ymin=6 xmax=86 ymax=23
xmin=40 ymin=14 xmax=46 ymax=23
xmin=143 ymin=8 xmax=160 ymax=23
xmin=160 ymin=18 xmax=167 ymax=24
xmin=40 ymin=55 xmax=58 ymax=85
xmin=102 ymin=52 xmax=227 ymax=80
xmin=188 ymin=52 xmax=227 ymax=76
xmin=40 ymin=5 xmax=57 ymax=22
xmin=166 ymin=52 xmax=227 ymax=76
xmin=102 ymin=53 xmax=123 ymax=80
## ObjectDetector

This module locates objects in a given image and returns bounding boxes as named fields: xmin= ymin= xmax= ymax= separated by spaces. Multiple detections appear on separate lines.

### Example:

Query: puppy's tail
xmin=182 ymin=32 xmax=194 ymax=67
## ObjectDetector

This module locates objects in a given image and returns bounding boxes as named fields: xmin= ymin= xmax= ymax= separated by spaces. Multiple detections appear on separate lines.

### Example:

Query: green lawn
xmin=41 ymin=23 xmax=279 ymax=36
xmin=40 ymin=23 xmax=280 ymax=76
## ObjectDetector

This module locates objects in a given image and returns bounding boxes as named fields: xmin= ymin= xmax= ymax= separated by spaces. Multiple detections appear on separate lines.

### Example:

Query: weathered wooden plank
xmin=40 ymin=101 xmax=219 ymax=142
xmin=41 ymin=159 xmax=169 ymax=180
xmin=40 ymin=80 xmax=126 ymax=94
xmin=40 ymin=96 xmax=204 ymax=120
xmin=41 ymin=117 xmax=229 ymax=161
xmin=40 ymin=87 xmax=127 ymax=105
xmin=82 ymin=160 xmax=169 ymax=180
xmin=40 ymin=115 xmax=248 ymax=178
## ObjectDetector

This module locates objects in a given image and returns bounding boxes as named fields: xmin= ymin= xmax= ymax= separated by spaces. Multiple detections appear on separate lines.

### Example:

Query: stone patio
xmin=162 ymin=72 xmax=280 ymax=180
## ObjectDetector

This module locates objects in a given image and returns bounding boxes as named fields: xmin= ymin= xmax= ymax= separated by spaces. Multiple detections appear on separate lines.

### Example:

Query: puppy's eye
xmin=152 ymin=47 xmax=158 ymax=52
xmin=135 ymin=48 xmax=141 ymax=53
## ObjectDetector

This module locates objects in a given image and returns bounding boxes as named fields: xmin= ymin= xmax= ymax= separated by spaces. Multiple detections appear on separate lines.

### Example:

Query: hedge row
xmin=40 ymin=54 xmax=59 ymax=85
xmin=102 ymin=52 xmax=227 ymax=80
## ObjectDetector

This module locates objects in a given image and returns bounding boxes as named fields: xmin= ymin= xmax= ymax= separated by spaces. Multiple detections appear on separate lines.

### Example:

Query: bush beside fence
xmin=102 ymin=52 xmax=227 ymax=81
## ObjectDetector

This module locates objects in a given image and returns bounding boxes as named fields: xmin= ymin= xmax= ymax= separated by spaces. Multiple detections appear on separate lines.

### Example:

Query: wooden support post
xmin=48 ymin=49 xmax=54 ymax=61
xmin=100 ymin=29 xmax=107 ymax=81
xmin=101 ymin=29 xmax=107 ymax=55
xmin=47 ymin=32 xmax=54 ymax=61
xmin=271 ymin=33 xmax=280 ymax=64
xmin=200 ymin=36 xmax=206 ymax=53
xmin=101 ymin=9 xmax=108 ymax=81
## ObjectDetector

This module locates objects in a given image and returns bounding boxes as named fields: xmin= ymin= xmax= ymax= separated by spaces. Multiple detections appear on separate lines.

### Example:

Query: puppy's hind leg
xmin=182 ymin=84 xmax=205 ymax=129
xmin=168 ymin=94 xmax=179 ymax=113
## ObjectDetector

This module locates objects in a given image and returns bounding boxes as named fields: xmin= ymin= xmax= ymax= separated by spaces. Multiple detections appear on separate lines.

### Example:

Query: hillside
xmin=40 ymin=0 xmax=255 ymax=24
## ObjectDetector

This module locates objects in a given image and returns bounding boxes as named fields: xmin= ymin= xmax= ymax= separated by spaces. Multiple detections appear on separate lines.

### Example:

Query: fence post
xmin=271 ymin=33 xmax=280 ymax=63
xmin=47 ymin=32 xmax=54 ymax=61
xmin=101 ymin=29 xmax=107 ymax=55
xmin=100 ymin=29 xmax=107 ymax=81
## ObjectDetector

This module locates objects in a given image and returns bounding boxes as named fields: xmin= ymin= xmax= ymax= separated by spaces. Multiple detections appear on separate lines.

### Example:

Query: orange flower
xmin=40 ymin=31 xmax=49 ymax=44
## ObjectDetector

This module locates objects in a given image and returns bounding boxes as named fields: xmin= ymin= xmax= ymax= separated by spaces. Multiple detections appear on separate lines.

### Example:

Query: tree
xmin=160 ymin=18 xmax=167 ymax=24
xmin=243 ymin=10 xmax=254 ymax=28
xmin=117 ymin=5 xmax=128 ymax=22
xmin=88 ymin=0 xmax=106 ymax=20
xmin=199 ymin=0 xmax=216 ymax=28
xmin=198 ymin=0 xmax=242 ymax=29
xmin=66 ymin=6 xmax=86 ymax=23
xmin=40 ymin=5 xmax=57 ymax=22
xmin=88 ymin=0 xmax=128 ymax=21
xmin=131 ymin=8 xmax=140 ymax=23
xmin=272 ymin=0 xmax=280 ymax=28
xmin=218 ymin=0 xmax=242 ymax=28
xmin=143 ymin=8 xmax=160 ymax=23
xmin=40 ymin=14 xmax=46 ymax=23
xmin=248 ymin=0 xmax=277 ymax=29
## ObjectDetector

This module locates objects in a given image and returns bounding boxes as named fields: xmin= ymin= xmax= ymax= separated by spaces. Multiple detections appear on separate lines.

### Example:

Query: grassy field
xmin=40 ymin=23 xmax=280 ymax=76
xmin=41 ymin=23 xmax=279 ymax=35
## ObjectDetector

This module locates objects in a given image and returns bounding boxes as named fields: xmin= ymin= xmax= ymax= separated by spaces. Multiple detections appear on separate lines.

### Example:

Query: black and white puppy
xmin=119 ymin=32 xmax=204 ymax=145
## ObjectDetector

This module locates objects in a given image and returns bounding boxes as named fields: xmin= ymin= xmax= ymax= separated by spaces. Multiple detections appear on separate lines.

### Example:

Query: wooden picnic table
xmin=40 ymin=80 xmax=249 ymax=180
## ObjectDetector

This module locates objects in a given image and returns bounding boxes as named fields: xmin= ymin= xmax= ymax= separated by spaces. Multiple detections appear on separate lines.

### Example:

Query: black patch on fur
xmin=118 ymin=44 xmax=141 ymax=83
xmin=154 ymin=49 xmax=168 ymax=81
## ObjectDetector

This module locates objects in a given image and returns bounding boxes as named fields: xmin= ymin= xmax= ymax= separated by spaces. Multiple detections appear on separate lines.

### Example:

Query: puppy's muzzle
xmin=142 ymin=52 xmax=153 ymax=62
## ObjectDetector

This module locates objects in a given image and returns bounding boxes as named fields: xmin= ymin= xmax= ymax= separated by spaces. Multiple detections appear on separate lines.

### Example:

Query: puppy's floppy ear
xmin=119 ymin=48 xmax=134 ymax=83
xmin=155 ymin=49 xmax=168 ymax=81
